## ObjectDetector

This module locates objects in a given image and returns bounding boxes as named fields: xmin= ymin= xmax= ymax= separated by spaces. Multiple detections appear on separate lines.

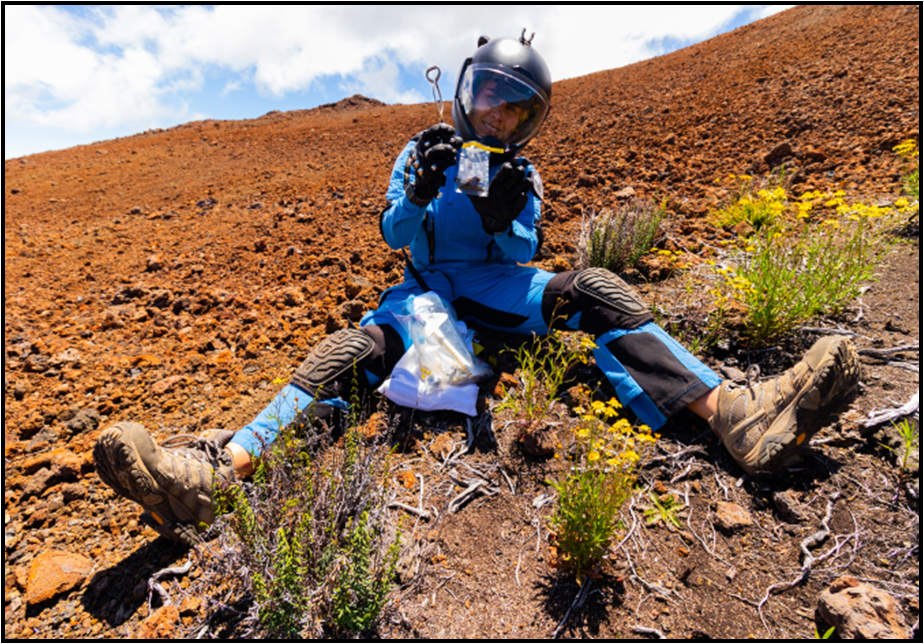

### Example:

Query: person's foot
xmin=94 ymin=423 xmax=237 ymax=546
xmin=709 ymin=335 xmax=860 ymax=476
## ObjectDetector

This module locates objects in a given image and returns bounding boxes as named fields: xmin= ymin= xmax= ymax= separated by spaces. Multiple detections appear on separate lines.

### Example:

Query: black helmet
xmin=452 ymin=31 xmax=552 ymax=161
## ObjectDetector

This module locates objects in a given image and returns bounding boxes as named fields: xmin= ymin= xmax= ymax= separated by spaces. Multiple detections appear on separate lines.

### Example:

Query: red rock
xmin=136 ymin=605 xmax=180 ymax=639
xmin=24 ymin=551 xmax=94 ymax=607
xmin=51 ymin=450 xmax=84 ymax=480
xmin=817 ymin=577 xmax=909 ymax=639
xmin=151 ymin=375 xmax=184 ymax=395
xmin=614 ymin=186 xmax=636 ymax=199
xmin=714 ymin=502 xmax=753 ymax=533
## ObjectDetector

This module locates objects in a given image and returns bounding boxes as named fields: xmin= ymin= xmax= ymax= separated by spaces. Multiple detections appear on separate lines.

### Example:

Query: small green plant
xmin=577 ymin=198 xmax=666 ymax=273
xmin=496 ymin=328 xmax=596 ymax=438
xmin=547 ymin=388 xmax=658 ymax=584
xmin=642 ymin=491 xmax=685 ymax=531
xmin=331 ymin=510 xmax=402 ymax=633
xmin=815 ymin=625 xmax=836 ymax=639
xmin=212 ymin=413 xmax=399 ymax=638
xmin=894 ymin=139 xmax=920 ymax=201
xmin=882 ymin=417 xmax=919 ymax=483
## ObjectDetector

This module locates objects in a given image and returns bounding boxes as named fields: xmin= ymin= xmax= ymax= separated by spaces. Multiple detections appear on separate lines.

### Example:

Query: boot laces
xmin=161 ymin=432 xmax=233 ymax=465
xmin=745 ymin=364 xmax=761 ymax=389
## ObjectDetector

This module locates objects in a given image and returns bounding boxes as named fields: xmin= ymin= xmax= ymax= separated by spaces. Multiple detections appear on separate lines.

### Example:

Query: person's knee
xmin=541 ymin=268 xmax=653 ymax=336
xmin=290 ymin=325 xmax=404 ymax=400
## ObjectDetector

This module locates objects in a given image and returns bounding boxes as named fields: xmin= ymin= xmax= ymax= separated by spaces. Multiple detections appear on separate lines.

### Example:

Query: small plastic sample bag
xmin=400 ymin=292 xmax=492 ymax=392
xmin=455 ymin=142 xmax=501 ymax=197
xmin=378 ymin=292 xmax=492 ymax=415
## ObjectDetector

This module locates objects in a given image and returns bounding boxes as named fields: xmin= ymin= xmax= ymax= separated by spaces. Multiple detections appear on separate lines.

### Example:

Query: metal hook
xmin=519 ymin=29 xmax=535 ymax=46
xmin=426 ymin=66 xmax=444 ymax=123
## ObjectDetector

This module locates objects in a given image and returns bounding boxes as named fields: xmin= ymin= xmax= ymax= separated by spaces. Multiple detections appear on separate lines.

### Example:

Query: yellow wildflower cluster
xmin=709 ymin=264 xmax=757 ymax=310
xmin=710 ymin=174 xmax=788 ymax=231
xmin=566 ymin=386 xmax=658 ymax=471
xmin=894 ymin=139 xmax=919 ymax=159
xmin=794 ymin=189 xmax=915 ymax=222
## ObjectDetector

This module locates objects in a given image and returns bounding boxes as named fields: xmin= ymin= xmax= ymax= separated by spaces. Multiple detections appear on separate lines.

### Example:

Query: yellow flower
xmin=588 ymin=451 xmax=600 ymax=462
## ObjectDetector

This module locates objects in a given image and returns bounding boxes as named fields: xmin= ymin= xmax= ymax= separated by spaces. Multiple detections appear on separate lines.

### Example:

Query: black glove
xmin=408 ymin=124 xmax=462 ymax=204
xmin=468 ymin=161 xmax=531 ymax=234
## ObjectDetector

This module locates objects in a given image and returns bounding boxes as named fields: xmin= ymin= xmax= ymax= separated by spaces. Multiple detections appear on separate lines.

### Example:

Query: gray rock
xmin=21 ymin=467 xmax=56 ymax=499
xmin=65 ymin=408 xmax=101 ymax=435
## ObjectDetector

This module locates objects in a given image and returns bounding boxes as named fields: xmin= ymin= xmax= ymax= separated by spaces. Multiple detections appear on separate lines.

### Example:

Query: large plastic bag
xmin=396 ymin=292 xmax=493 ymax=393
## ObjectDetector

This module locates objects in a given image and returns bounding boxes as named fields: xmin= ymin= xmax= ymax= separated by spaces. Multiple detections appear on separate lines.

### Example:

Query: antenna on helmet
xmin=519 ymin=29 xmax=535 ymax=46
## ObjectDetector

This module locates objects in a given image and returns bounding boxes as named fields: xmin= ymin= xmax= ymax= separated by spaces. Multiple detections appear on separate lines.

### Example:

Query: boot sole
xmin=94 ymin=422 xmax=193 ymax=544
xmin=751 ymin=336 xmax=859 ymax=475
xmin=94 ymin=422 xmax=165 ymax=507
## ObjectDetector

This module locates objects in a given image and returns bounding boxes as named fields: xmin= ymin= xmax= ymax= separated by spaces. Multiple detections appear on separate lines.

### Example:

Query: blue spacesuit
xmin=229 ymin=136 xmax=722 ymax=458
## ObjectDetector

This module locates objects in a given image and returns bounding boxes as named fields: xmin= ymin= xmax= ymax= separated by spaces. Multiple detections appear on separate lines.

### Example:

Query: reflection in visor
xmin=459 ymin=64 xmax=549 ymax=148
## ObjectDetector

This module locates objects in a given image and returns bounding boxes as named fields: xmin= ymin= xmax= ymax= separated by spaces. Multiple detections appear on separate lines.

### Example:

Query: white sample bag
xmin=377 ymin=292 xmax=493 ymax=416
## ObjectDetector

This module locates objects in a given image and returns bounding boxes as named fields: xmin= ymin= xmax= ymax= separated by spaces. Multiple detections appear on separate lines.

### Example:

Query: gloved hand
xmin=468 ymin=161 xmax=531 ymax=234
xmin=409 ymin=123 xmax=463 ymax=204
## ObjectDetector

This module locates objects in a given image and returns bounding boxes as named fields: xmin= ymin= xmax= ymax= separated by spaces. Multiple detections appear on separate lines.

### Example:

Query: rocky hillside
xmin=3 ymin=5 xmax=919 ymax=640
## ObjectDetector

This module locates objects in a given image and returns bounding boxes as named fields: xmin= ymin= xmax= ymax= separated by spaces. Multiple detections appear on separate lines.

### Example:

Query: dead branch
xmin=800 ymin=326 xmax=868 ymax=339
xmin=755 ymin=491 xmax=840 ymax=637
xmin=551 ymin=578 xmax=594 ymax=639
xmin=858 ymin=344 xmax=919 ymax=357
xmin=631 ymin=625 xmax=667 ymax=639
xmin=388 ymin=501 xmax=431 ymax=519
xmin=147 ymin=555 xmax=194 ymax=610
xmin=885 ymin=361 xmax=919 ymax=373
xmin=859 ymin=392 xmax=919 ymax=428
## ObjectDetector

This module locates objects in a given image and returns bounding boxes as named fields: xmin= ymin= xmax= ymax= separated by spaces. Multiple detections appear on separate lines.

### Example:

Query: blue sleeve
xmin=492 ymin=164 xmax=541 ymax=264
xmin=382 ymin=140 xmax=428 ymax=250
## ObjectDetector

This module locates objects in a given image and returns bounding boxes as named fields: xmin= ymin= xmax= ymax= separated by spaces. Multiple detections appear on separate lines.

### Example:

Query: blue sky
xmin=4 ymin=5 xmax=793 ymax=160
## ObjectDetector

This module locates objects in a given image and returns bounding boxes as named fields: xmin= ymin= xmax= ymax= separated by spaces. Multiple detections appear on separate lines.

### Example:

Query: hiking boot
xmin=709 ymin=335 xmax=859 ymax=476
xmin=94 ymin=422 xmax=237 ymax=546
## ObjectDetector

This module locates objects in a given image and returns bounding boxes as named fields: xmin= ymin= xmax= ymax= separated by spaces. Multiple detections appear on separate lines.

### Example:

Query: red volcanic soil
xmin=4 ymin=5 xmax=919 ymax=639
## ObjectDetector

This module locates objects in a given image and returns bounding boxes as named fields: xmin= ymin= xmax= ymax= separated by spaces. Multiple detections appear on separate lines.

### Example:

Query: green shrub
xmin=711 ymin=190 xmax=898 ymax=346
xmin=577 ymin=198 xmax=666 ymax=273
xmin=547 ymin=389 xmax=657 ymax=585
xmin=213 ymin=415 xmax=399 ymax=638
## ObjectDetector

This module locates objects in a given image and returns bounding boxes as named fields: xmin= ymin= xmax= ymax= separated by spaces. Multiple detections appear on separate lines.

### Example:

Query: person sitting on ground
xmin=94 ymin=33 xmax=860 ymax=547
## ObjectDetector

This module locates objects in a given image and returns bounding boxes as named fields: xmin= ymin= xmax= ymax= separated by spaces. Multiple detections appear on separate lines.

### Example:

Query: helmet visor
xmin=458 ymin=63 xmax=550 ymax=148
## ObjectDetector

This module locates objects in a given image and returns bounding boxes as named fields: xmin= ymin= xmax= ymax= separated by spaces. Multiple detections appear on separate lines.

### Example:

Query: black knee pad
xmin=542 ymin=268 xmax=653 ymax=337
xmin=291 ymin=328 xmax=375 ymax=400
xmin=290 ymin=325 xmax=405 ymax=401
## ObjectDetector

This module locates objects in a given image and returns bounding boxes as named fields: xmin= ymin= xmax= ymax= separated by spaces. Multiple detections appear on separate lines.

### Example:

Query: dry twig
xmin=755 ymin=491 xmax=841 ymax=637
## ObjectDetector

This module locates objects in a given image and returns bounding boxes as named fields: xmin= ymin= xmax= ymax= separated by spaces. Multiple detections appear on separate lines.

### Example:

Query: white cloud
xmin=4 ymin=5 xmax=795 ymax=157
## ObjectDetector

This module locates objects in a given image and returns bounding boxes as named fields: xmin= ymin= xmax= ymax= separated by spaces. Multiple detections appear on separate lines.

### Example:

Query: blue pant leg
xmin=449 ymin=263 xmax=720 ymax=430
xmin=594 ymin=322 xmax=722 ymax=430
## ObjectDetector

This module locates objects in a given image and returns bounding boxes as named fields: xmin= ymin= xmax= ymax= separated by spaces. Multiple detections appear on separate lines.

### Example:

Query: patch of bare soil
xmin=4 ymin=5 xmax=919 ymax=640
